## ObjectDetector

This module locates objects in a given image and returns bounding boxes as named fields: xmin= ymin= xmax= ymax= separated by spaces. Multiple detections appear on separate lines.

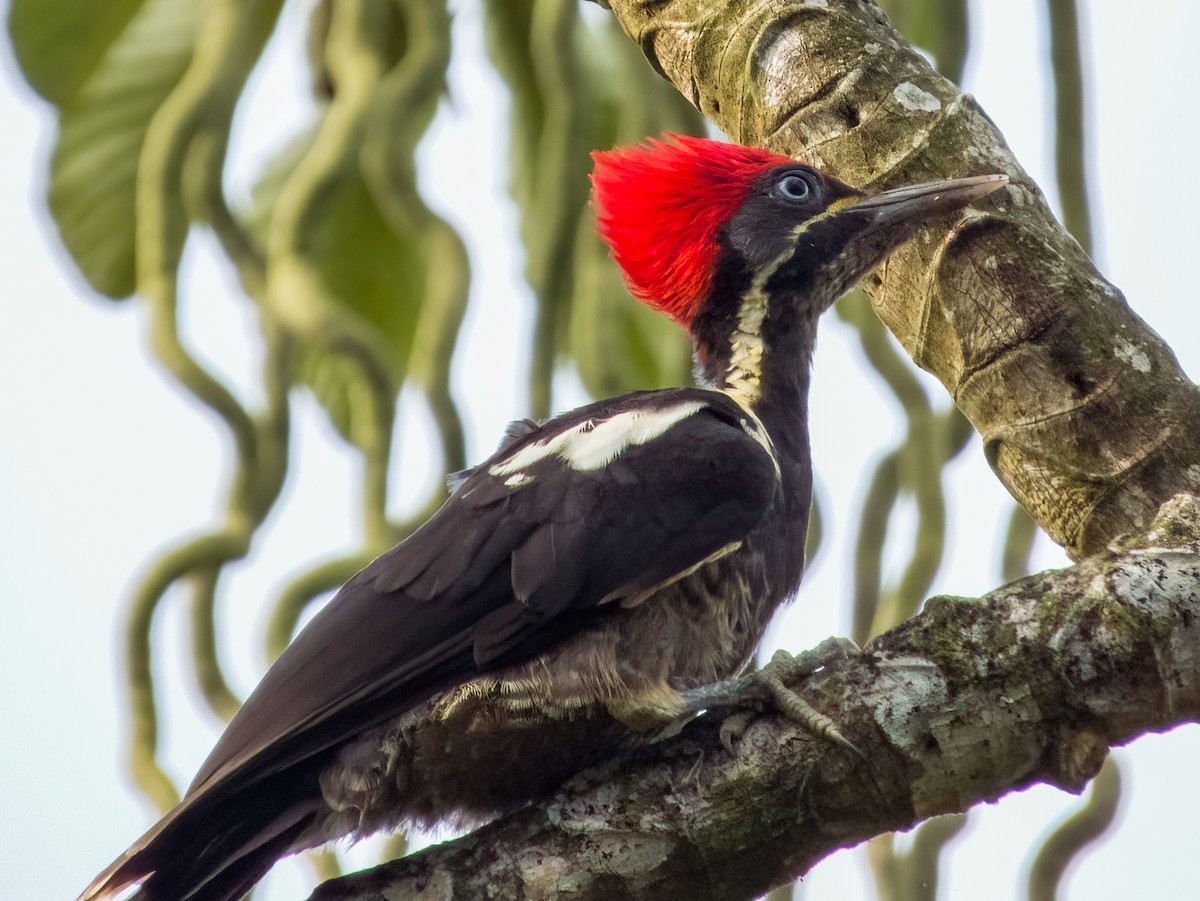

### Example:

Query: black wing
xmin=186 ymin=388 xmax=780 ymax=803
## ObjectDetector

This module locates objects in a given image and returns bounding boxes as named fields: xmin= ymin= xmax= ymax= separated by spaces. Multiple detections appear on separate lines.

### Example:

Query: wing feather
xmin=182 ymin=389 xmax=779 ymax=808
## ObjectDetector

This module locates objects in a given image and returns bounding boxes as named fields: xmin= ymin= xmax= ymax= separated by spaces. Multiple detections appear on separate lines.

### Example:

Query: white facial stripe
xmin=725 ymin=285 xmax=768 ymax=400
xmin=788 ymin=195 xmax=856 ymax=240
xmin=490 ymin=401 xmax=706 ymax=476
xmin=724 ymin=243 xmax=797 ymax=403
xmin=725 ymin=203 xmax=856 ymax=403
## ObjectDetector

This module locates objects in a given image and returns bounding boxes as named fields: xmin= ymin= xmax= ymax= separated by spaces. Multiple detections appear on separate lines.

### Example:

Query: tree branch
xmin=604 ymin=0 xmax=1200 ymax=561
xmin=308 ymin=495 xmax=1200 ymax=900
xmin=300 ymin=3 xmax=1200 ymax=898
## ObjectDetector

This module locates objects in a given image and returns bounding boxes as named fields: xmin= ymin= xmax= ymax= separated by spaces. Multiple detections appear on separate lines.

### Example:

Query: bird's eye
xmin=773 ymin=172 xmax=819 ymax=203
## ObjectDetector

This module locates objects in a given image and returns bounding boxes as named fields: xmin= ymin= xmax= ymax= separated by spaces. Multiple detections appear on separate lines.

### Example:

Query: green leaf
xmin=299 ymin=177 xmax=426 ymax=444
xmin=8 ymin=0 xmax=146 ymax=106
xmin=25 ymin=0 xmax=201 ymax=298
xmin=312 ymin=174 xmax=424 ymax=367
xmin=242 ymin=128 xmax=313 ymax=245
xmin=485 ymin=4 xmax=701 ymax=401
xmin=245 ymin=131 xmax=426 ymax=444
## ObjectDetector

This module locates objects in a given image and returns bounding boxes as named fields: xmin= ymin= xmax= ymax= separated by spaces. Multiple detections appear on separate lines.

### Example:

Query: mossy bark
xmin=309 ymin=495 xmax=1200 ymax=900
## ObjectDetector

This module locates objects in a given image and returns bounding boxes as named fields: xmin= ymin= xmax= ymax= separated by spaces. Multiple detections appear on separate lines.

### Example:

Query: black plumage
xmin=81 ymin=136 xmax=1005 ymax=901
xmin=87 ymin=389 xmax=798 ymax=900
xmin=195 ymin=389 xmax=780 ymax=793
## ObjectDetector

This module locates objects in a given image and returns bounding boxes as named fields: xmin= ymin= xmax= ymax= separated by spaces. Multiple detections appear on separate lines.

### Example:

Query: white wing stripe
xmin=490 ymin=401 xmax=706 ymax=476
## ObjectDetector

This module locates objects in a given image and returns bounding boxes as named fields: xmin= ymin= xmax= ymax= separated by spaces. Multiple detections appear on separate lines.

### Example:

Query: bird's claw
xmin=686 ymin=636 xmax=864 ymax=757
xmin=755 ymin=646 xmax=865 ymax=759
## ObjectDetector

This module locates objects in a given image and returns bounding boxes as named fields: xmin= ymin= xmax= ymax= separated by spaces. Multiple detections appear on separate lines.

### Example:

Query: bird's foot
xmin=684 ymin=637 xmax=863 ymax=757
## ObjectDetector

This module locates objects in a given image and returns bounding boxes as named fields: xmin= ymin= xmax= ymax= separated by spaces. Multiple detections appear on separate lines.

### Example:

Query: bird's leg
xmin=682 ymin=636 xmax=863 ymax=757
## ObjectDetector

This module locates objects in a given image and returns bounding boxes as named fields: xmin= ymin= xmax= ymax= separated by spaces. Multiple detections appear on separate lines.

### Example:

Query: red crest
xmin=591 ymin=134 xmax=794 ymax=327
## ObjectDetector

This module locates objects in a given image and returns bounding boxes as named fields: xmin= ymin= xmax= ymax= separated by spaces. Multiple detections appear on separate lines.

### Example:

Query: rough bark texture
xmin=309 ymin=495 xmax=1200 ymax=901
xmin=604 ymin=0 xmax=1200 ymax=560
xmin=302 ymin=3 xmax=1200 ymax=898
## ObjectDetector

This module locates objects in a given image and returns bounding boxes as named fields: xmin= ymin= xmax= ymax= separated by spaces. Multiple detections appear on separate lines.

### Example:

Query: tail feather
xmin=79 ymin=788 xmax=320 ymax=901
xmin=138 ymin=805 xmax=316 ymax=901
xmin=78 ymin=816 xmax=173 ymax=901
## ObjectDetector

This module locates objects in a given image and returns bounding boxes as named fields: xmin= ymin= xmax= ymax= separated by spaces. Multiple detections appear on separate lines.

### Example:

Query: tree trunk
xmin=302 ymin=2 xmax=1200 ymax=897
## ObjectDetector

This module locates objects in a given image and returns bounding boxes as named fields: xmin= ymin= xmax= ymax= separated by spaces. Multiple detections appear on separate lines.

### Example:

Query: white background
xmin=2 ymin=1 xmax=1199 ymax=899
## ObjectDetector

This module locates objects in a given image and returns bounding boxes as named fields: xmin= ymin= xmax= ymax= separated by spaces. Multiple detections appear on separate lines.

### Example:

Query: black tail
xmin=80 ymin=780 xmax=320 ymax=901
xmin=139 ymin=807 xmax=315 ymax=900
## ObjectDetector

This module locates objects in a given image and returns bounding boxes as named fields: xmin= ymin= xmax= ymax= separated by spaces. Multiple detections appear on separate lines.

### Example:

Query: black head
xmin=724 ymin=163 xmax=1009 ymax=316
xmin=689 ymin=162 xmax=1007 ymax=400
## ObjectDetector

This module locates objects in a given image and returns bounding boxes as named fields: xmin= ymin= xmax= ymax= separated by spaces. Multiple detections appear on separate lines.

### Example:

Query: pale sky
xmin=2 ymin=1 xmax=1199 ymax=899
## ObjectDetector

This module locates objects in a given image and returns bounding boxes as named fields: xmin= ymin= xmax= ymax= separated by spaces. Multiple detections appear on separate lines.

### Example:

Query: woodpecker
xmin=81 ymin=135 xmax=1006 ymax=901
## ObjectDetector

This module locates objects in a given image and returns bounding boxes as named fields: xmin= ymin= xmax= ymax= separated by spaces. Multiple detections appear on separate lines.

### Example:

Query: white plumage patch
xmin=490 ymin=401 xmax=706 ymax=476
xmin=724 ymin=287 xmax=767 ymax=401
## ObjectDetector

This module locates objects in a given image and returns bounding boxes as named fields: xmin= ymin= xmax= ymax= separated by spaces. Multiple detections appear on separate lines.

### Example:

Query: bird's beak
xmin=801 ymin=172 xmax=1009 ymax=315
xmin=852 ymin=173 xmax=1009 ymax=227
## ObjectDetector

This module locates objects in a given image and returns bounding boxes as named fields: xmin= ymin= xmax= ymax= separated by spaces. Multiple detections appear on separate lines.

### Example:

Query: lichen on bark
xmin=309 ymin=495 xmax=1200 ymax=901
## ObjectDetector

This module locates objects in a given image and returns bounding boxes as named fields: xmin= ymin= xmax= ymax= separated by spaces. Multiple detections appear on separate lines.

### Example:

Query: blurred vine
xmin=1028 ymin=757 xmax=1121 ymax=901
xmin=483 ymin=0 xmax=701 ymax=418
xmin=1023 ymin=3 xmax=1123 ymax=899
xmin=8 ymin=0 xmax=708 ymax=893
